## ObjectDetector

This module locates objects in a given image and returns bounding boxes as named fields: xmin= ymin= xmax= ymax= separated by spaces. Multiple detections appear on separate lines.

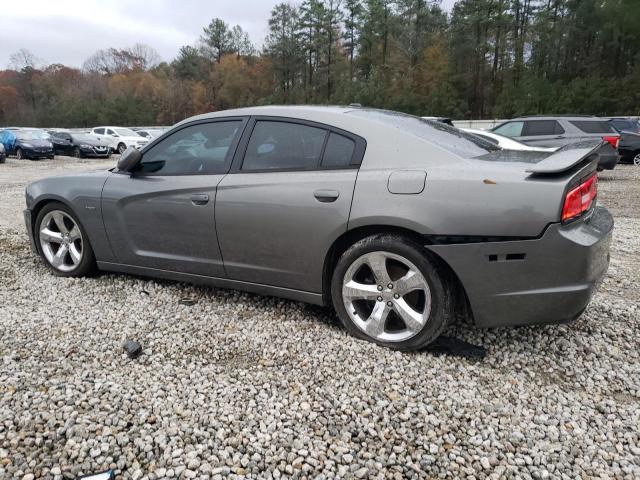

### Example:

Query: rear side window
xmin=522 ymin=120 xmax=564 ymax=136
xmin=493 ymin=121 xmax=524 ymax=137
xmin=242 ymin=121 xmax=327 ymax=171
xmin=322 ymin=133 xmax=355 ymax=167
xmin=570 ymin=120 xmax=616 ymax=134
xmin=94 ymin=128 xmax=105 ymax=135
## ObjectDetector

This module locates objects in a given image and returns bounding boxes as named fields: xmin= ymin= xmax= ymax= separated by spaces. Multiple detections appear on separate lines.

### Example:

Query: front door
xmin=101 ymin=118 xmax=246 ymax=277
xmin=216 ymin=118 xmax=364 ymax=292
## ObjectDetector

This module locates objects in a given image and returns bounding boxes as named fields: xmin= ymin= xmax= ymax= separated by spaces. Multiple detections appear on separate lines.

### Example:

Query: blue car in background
xmin=0 ymin=128 xmax=54 ymax=160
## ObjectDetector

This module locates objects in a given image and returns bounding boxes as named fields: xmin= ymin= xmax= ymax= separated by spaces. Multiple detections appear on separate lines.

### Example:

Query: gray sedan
xmin=24 ymin=107 xmax=613 ymax=350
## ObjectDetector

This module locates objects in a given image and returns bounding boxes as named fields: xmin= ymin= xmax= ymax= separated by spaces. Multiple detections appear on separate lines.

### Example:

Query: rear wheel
xmin=35 ymin=202 xmax=96 ymax=277
xmin=16 ymin=148 xmax=24 ymax=160
xmin=331 ymin=234 xmax=453 ymax=351
xmin=634 ymin=153 xmax=640 ymax=166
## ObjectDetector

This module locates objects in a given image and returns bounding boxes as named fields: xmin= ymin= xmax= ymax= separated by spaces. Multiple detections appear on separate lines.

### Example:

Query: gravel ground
xmin=0 ymin=156 xmax=639 ymax=479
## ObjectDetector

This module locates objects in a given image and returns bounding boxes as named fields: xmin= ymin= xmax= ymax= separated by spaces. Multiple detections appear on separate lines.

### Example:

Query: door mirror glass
xmin=117 ymin=147 xmax=142 ymax=172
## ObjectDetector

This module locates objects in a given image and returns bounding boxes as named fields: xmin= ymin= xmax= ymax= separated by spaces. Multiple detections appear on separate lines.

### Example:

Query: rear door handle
xmin=190 ymin=194 xmax=209 ymax=205
xmin=554 ymin=135 xmax=565 ymax=139
xmin=313 ymin=189 xmax=340 ymax=203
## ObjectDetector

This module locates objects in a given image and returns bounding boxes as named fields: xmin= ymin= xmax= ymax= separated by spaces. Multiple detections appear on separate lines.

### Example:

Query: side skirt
xmin=97 ymin=261 xmax=325 ymax=306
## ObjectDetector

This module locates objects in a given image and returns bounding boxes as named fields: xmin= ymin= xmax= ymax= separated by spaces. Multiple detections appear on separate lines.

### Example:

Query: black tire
xmin=34 ymin=202 xmax=97 ymax=277
xmin=0 ymin=156 xmax=5 ymax=164
xmin=16 ymin=148 xmax=24 ymax=160
xmin=73 ymin=147 xmax=82 ymax=158
xmin=117 ymin=143 xmax=127 ymax=154
xmin=47 ymin=155 xmax=54 ymax=160
xmin=331 ymin=234 xmax=454 ymax=351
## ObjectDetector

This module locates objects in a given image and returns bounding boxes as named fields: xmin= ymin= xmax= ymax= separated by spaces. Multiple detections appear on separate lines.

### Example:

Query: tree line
xmin=1 ymin=0 xmax=639 ymax=128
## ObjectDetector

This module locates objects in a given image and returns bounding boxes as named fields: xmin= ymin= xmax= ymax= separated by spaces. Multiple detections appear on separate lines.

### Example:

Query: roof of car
xmin=510 ymin=115 xmax=600 ymax=120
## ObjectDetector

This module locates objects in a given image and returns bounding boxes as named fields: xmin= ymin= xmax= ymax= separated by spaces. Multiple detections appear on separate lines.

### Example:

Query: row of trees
xmin=1 ymin=0 xmax=639 ymax=128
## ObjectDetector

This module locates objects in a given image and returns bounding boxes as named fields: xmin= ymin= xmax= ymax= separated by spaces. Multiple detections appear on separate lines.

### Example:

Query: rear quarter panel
xmin=349 ymin=138 xmax=569 ymax=238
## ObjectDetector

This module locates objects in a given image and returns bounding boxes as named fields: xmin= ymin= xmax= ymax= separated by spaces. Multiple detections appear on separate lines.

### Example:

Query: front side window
xmin=493 ymin=121 xmax=524 ymax=138
xmin=242 ymin=121 xmax=327 ymax=171
xmin=137 ymin=121 xmax=241 ymax=175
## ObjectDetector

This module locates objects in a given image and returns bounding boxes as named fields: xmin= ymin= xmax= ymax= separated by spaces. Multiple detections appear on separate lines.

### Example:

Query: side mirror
xmin=117 ymin=147 xmax=142 ymax=172
xmin=111 ymin=133 xmax=118 ymax=137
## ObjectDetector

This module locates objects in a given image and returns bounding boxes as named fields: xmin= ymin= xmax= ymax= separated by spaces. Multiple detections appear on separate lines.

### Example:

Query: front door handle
xmin=190 ymin=194 xmax=209 ymax=205
xmin=554 ymin=135 xmax=565 ymax=139
xmin=313 ymin=189 xmax=339 ymax=203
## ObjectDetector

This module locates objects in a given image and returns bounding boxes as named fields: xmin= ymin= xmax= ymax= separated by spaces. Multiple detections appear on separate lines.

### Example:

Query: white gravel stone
xmin=0 ymin=157 xmax=639 ymax=479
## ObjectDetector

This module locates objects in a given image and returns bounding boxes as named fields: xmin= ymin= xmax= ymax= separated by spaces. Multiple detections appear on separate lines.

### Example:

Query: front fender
xmin=26 ymin=171 xmax=116 ymax=262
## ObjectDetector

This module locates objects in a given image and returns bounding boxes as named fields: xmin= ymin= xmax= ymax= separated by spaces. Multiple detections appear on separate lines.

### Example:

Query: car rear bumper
xmin=597 ymin=146 xmax=619 ymax=170
xmin=425 ymin=206 xmax=613 ymax=328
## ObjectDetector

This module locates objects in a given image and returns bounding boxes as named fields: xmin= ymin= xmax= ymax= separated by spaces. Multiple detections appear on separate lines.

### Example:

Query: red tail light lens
xmin=562 ymin=173 xmax=598 ymax=223
xmin=602 ymin=135 xmax=619 ymax=149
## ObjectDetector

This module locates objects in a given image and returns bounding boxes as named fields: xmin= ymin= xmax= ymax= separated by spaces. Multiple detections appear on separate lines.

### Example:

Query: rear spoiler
xmin=526 ymin=140 xmax=603 ymax=174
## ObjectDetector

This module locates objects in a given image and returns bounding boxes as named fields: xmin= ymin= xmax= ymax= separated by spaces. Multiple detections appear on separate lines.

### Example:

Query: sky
xmin=0 ymin=0 xmax=458 ymax=69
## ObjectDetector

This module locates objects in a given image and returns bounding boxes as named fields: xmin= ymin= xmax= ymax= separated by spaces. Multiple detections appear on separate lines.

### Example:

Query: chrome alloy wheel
xmin=39 ymin=210 xmax=83 ymax=272
xmin=342 ymin=251 xmax=432 ymax=342
xmin=634 ymin=153 xmax=640 ymax=166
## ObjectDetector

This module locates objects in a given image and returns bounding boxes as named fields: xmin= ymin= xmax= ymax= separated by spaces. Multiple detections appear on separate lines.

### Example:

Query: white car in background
xmin=90 ymin=127 xmax=149 ymax=154
xmin=135 ymin=128 xmax=167 ymax=140
xmin=461 ymin=128 xmax=558 ymax=152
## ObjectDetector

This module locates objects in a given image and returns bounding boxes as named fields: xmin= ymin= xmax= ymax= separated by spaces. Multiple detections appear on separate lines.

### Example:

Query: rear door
xmin=101 ymin=118 xmax=246 ymax=277
xmin=215 ymin=117 xmax=365 ymax=292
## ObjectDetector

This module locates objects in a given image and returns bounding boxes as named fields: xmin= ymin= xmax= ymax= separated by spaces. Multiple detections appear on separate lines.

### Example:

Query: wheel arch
xmin=30 ymin=196 xmax=76 ymax=237
xmin=322 ymin=224 xmax=474 ymax=323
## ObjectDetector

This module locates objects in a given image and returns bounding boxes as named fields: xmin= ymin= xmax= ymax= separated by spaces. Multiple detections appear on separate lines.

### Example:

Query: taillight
xmin=602 ymin=135 xmax=619 ymax=149
xmin=562 ymin=173 xmax=598 ymax=223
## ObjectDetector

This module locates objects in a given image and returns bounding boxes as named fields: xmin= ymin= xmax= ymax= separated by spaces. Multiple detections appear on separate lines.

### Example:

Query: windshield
xmin=115 ymin=128 xmax=140 ymax=137
xmin=348 ymin=108 xmax=500 ymax=158
xmin=17 ymin=130 xmax=50 ymax=141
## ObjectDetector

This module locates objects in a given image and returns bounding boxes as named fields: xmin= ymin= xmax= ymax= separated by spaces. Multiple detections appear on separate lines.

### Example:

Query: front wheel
xmin=634 ymin=153 xmax=640 ymax=167
xmin=35 ymin=202 xmax=96 ymax=277
xmin=16 ymin=148 xmax=24 ymax=160
xmin=73 ymin=147 xmax=82 ymax=158
xmin=331 ymin=234 xmax=454 ymax=351
xmin=117 ymin=143 xmax=127 ymax=154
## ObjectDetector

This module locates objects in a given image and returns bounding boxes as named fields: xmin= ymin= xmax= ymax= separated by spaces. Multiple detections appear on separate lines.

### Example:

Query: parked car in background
xmin=491 ymin=116 xmax=620 ymax=170
xmin=606 ymin=118 xmax=640 ymax=165
xmin=607 ymin=117 xmax=640 ymax=134
xmin=24 ymin=106 xmax=612 ymax=351
xmin=135 ymin=128 xmax=166 ymax=140
xmin=0 ymin=128 xmax=54 ymax=160
xmin=89 ymin=127 xmax=149 ymax=154
xmin=461 ymin=128 xmax=557 ymax=152
xmin=0 ymin=143 xmax=6 ymax=163
xmin=49 ymin=131 xmax=111 ymax=158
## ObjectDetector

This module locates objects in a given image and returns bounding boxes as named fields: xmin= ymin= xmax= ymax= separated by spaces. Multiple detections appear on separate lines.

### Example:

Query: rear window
xmin=522 ymin=120 xmax=564 ymax=136
xmin=348 ymin=109 xmax=499 ymax=158
xmin=570 ymin=120 xmax=615 ymax=134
